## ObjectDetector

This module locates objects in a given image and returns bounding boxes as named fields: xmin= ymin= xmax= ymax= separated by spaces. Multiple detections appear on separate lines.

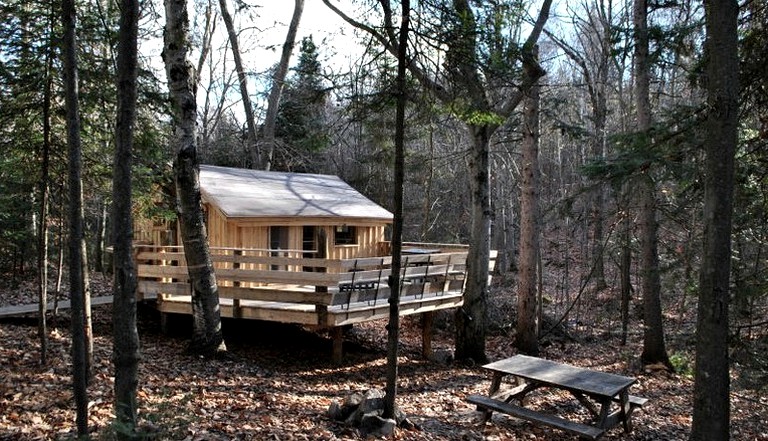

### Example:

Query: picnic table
xmin=468 ymin=355 xmax=648 ymax=440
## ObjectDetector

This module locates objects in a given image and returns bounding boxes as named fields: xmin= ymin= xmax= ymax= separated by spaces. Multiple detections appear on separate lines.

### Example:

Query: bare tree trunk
xmin=95 ymin=199 xmax=106 ymax=274
xmin=590 ymin=1 xmax=612 ymax=291
xmin=218 ymin=0 xmax=259 ymax=168
xmin=384 ymin=0 xmax=408 ymax=421
xmin=590 ymin=106 xmax=608 ymax=291
xmin=61 ymin=0 xmax=88 ymax=433
xmin=516 ymin=46 xmax=541 ymax=356
xmin=164 ymin=0 xmax=227 ymax=356
xmin=263 ymin=0 xmax=304 ymax=171
xmin=619 ymin=189 xmax=632 ymax=346
xmin=691 ymin=1 xmax=737 ymax=438
xmin=37 ymin=149 xmax=49 ymax=366
xmin=53 ymin=183 xmax=65 ymax=328
xmin=455 ymin=127 xmax=492 ymax=363
xmin=196 ymin=0 xmax=215 ymax=77
xmin=112 ymin=0 xmax=141 ymax=434
xmin=82 ymin=238 xmax=93 ymax=379
xmin=419 ymin=128 xmax=436 ymax=241
xmin=633 ymin=0 xmax=672 ymax=369
xmin=37 ymin=6 xmax=55 ymax=365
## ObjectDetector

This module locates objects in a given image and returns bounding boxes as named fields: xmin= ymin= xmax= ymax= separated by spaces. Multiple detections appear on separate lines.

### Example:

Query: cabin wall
xmin=325 ymin=225 xmax=386 ymax=260
xmin=237 ymin=226 xmax=269 ymax=249
xmin=138 ymin=203 xmax=389 ymax=274
xmin=218 ymin=221 xmax=387 ymax=261
xmin=206 ymin=205 xmax=231 ymax=248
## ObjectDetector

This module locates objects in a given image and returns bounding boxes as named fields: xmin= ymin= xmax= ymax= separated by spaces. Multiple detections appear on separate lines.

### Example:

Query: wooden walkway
xmin=0 ymin=295 xmax=138 ymax=318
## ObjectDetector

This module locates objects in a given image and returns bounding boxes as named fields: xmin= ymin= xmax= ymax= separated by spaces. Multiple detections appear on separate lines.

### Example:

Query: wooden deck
xmin=136 ymin=243 xmax=492 ymax=361
xmin=0 ymin=243 xmax=491 ymax=363
xmin=136 ymin=244 xmax=475 ymax=326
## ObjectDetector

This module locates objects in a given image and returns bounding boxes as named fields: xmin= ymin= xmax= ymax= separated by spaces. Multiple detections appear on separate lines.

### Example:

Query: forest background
xmin=0 ymin=0 xmax=766 ymax=439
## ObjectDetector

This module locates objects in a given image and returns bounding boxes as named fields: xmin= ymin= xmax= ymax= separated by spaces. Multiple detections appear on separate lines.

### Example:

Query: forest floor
xmin=1 ymin=274 xmax=767 ymax=440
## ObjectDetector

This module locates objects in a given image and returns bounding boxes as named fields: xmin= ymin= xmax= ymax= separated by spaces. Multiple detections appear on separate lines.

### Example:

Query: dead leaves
xmin=1 ymin=281 xmax=767 ymax=440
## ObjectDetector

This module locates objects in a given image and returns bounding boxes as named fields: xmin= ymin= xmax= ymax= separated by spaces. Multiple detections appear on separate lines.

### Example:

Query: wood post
xmin=422 ymin=311 xmax=434 ymax=359
xmin=331 ymin=326 xmax=344 ymax=365
xmin=160 ymin=312 xmax=169 ymax=334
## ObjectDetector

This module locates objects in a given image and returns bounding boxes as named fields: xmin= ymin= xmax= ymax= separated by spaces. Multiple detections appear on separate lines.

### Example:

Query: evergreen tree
xmin=0 ymin=0 xmax=59 ymax=278
xmin=273 ymin=36 xmax=330 ymax=172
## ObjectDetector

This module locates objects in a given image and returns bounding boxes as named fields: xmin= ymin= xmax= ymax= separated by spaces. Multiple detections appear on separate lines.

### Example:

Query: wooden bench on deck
xmin=468 ymin=355 xmax=648 ymax=440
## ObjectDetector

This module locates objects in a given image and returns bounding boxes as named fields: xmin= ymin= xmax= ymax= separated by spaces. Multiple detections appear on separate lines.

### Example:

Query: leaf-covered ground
xmin=1 ymin=277 xmax=766 ymax=440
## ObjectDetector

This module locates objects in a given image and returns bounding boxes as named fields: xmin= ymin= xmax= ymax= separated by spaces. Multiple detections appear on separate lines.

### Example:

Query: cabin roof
xmin=199 ymin=165 xmax=394 ymax=221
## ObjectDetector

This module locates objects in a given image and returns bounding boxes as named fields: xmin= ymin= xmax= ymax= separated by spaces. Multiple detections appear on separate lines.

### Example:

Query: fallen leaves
xmin=1 ymin=277 xmax=767 ymax=440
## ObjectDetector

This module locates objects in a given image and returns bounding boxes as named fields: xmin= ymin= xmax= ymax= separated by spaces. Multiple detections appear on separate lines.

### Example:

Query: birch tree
xmin=163 ymin=0 xmax=226 ymax=356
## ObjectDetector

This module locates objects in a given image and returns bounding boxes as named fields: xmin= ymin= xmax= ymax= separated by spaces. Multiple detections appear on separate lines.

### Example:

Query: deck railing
xmin=134 ymin=243 xmax=487 ymax=327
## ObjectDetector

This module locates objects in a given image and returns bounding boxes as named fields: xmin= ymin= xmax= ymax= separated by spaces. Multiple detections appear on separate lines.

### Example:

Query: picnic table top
xmin=482 ymin=355 xmax=636 ymax=398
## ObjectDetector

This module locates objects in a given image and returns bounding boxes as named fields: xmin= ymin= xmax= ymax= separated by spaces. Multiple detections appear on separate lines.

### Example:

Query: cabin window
xmin=334 ymin=225 xmax=357 ymax=245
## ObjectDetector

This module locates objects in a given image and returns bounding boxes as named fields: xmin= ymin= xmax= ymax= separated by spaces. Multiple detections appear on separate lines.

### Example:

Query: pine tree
xmin=273 ymin=36 xmax=330 ymax=171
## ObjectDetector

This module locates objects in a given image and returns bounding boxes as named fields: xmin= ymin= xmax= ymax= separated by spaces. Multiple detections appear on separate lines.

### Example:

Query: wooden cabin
xmin=198 ymin=164 xmax=393 ymax=260
xmin=135 ymin=165 xmax=489 ymax=362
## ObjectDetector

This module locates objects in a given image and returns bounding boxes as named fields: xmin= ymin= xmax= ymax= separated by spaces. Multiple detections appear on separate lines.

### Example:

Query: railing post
xmin=233 ymin=249 xmax=242 ymax=319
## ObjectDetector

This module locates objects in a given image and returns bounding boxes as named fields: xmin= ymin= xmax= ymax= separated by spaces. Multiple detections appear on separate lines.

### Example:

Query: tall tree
xmin=37 ymin=3 xmax=56 ymax=366
xmin=273 ymin=36 xmax=330 ymax=172
xmin=633 ymin=0 xmax=672 ymax=369
xmin=263 ymin=0 xmax=304 ymax=171
xmin=516 ymin=45 xmax=541 ymax=356
xmin=690 ymin=0 xmax=738 ymax=438
xmin=61 ymin=0 xmax=89 ymax=434
xmin=383 ymin=0 xmax=409 ymax=422
xmin=112 ymin=0 xmax=141 ymax=435
xmin=163 ymin=0 xmax=227 ymax=356
xmin=323 ymin=0 xmax=553 ymax=363
xmin=218 ymin=0 xmax=259 ymax=168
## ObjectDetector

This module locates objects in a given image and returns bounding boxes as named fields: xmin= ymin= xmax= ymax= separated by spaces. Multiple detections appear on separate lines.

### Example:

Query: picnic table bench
xmin=467 ymin=355 xmax=648 ymax=440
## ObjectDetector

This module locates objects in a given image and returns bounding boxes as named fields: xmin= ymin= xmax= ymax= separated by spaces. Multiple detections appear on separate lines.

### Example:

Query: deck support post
xmin=422 ymin=311 xmax=434 ymax=358
xmin=160 ymin=311 xmax=169 ymax=334
xmin=331 ymin=326 xmax=344 ymax=364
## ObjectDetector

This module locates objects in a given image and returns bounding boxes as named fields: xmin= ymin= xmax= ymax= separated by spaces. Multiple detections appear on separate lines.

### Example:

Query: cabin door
xmin=302 ymin=227 xmax=316 ymax=272
xmin=269 ymin=226 xmax=289 ymax=270
xmin=302 ymin=226 xmax=316 ymax=257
